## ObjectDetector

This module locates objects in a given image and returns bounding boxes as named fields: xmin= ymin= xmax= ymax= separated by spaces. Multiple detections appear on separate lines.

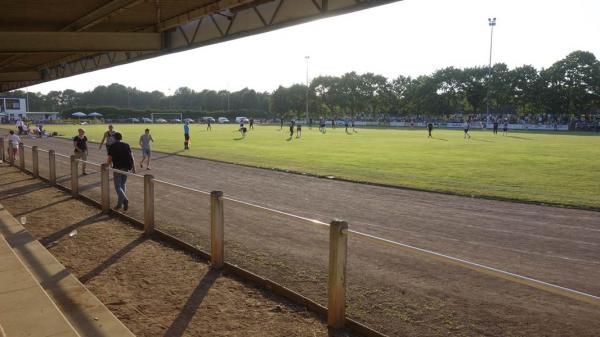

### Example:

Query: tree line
xmin=2 ymin=50 xmax=598 ymax=120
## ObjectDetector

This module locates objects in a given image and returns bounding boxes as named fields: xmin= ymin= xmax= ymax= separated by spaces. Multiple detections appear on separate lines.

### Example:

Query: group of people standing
xmin=72 ymin=124 xmax=153 ymax=211
xmin=425 ymin=120 xmax=510 ymax=139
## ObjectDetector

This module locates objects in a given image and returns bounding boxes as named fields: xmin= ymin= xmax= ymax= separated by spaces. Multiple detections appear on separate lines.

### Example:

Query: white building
xmin=0 ymin=97 xmax=26 ymax=120
xmin=25 ymin=111 xmax=60 ymax=121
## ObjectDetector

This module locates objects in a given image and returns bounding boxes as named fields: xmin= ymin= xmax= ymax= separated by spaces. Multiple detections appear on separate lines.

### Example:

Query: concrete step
xmin=0 ymin=203 xmax=135 ymax=337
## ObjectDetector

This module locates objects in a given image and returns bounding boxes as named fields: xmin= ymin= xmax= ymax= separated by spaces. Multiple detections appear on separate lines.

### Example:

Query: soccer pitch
xmin=44 ymin=123 xmax=600 ymax=208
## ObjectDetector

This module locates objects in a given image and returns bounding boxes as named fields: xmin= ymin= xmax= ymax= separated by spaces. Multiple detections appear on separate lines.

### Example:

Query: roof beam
xmin=0 ymin=71 xmax=41 ymax=82
xmin=61 ymin=0 xmax=146 ymax=32
xmin=156 ymin=0 xmax=257 ymax=32
xmin=0 ymin=32 xmax=162 ymax=53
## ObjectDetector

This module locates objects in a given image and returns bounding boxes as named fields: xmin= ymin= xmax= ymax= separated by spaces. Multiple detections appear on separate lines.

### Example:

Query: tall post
xmin=19 ymin=143 xmax=25 ymax=170
xmin=144 ymin=174 xmax=155 ymax=235
xmin=486 ymin=17 xmax=497 ymax=115
xmin=70 ymin=155 xmax=78 ymax=197
xmin=328 ymin=219 xmax=348 ymax=329
xmin=210 ymin=191 xmax=224 ymax=269
xmin=48 ymin=150 xmax=56 ymax=185
xmin=100 ymin=163 xmax=110 ymax=213
xmin=305 ymin=55 xmax=310 ymax=124
xmin=8 ymin=139 xmax=14 ymax=166
xmin=32 ymin=146 xmax=39 ymax=177
xmin=0 ymin=137 xmax=4 ymax=162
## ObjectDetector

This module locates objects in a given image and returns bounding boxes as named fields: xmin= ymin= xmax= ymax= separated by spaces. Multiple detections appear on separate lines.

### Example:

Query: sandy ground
xmin=3 ymin=132 xmax=600 ymax=336
xmin=0 ymin=165 xmax=355 ymax=337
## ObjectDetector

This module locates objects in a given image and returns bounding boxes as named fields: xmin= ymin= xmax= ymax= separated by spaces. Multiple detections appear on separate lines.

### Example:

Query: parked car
xmin=142 ymin=117 xmax=153 ymax=123
xmin=183 ymin=118 xmax=195 ymax=123
xmin=155 ymin=118 xmax=168 ymax=123
xmin=171 ymin=118 xmax=182 ymax=123
xmin=128 ymin=118 xmax=140 ymax=123
xmin=201 ymin=117 xmax=216 ymax=123
xmin=235 ymin=117 xmax=249 ymax=124
xmin=218 ymin=117 xmax=230 ymax=123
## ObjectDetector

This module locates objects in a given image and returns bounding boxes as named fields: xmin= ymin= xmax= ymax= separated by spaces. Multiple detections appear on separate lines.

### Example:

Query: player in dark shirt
xmin=289 ymin=120 xmax=295 ymax=138
xmin=107 ymin=132 xmax=136 ymax=211
xmin=427 ymin=122 xmax=433 ymax=138
xmin=493 ymin=121 xmax=499 ymax=135
xmin=73 ymin=128 xmax=88 ymax=175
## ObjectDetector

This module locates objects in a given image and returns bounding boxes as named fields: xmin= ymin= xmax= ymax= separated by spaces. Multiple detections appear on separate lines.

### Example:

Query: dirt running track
xmin=4 ymin=130 xmax=600 ymax=336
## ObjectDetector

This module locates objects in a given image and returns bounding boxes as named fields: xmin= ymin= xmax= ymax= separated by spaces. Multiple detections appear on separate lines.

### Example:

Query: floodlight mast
xmin=486 ymin=17 xmax=496 ymax=116
xmin=305 ymin=55 xmax=310 ymax=124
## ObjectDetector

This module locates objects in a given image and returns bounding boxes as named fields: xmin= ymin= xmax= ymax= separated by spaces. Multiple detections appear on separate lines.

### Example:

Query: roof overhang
xmin=0 ymin=0 xmax=402 ymax=92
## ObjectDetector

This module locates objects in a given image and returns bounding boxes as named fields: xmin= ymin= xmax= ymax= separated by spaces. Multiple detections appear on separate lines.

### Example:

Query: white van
xmin=235 ymin=117 xmax=249 ymax=124
xmin=218 ymin=117 xmax=230 ymax=124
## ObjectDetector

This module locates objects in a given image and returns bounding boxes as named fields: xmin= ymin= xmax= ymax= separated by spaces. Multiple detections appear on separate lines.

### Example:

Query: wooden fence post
xmin=32 ymin=146 xmax=39 ymax=177
xmin=210 ymin=191 xmax=224 ymax=269
xmin=70 ymin=155 xmax=78 ymax=197
xmin=19 ymin=142 xmax=25 ymax=170
xmin=328 ymin=219 xmax=348 ymax=329
xmin=8 ymin=140 xmax=14 ymax=166
xmin=0 ymin=137 xmax=4 ymax=162
xmin=101 ymin=164 xmax=110 ymax=213
xmin=144 ymin=174 xmax=155 ymax=235
xmin=48 ymin=150 xmax=56 ymax=185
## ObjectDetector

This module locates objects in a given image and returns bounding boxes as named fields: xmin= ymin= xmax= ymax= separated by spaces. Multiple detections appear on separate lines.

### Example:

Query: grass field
xmin=42 ymin=123 xmax=600 ymax=208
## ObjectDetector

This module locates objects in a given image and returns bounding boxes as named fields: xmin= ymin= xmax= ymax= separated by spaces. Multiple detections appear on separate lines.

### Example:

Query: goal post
xmin=151 ymin=112 xmax=183 ymax=123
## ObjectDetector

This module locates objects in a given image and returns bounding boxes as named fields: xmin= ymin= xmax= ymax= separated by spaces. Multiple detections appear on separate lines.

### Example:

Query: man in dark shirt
xmin=73 ymin=128 xmax=88 ymax=175
xmin=107 ymin=132 xmax=136 ymax=211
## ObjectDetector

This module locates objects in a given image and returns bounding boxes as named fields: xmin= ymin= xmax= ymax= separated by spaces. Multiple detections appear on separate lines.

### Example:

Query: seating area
xmin=0 ymin=202 xmax=134 ymax=337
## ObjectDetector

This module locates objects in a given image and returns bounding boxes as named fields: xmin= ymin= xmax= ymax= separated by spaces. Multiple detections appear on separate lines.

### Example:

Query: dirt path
xmin=3 ymin=131 xmax=600 ymax=336
xmin=0 ymin=165 xmax=356 ymax=337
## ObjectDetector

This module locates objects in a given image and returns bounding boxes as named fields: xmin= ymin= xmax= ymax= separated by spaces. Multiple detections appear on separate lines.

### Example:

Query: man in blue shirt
xmin=183 ymin=121 xmax=190 ymax=150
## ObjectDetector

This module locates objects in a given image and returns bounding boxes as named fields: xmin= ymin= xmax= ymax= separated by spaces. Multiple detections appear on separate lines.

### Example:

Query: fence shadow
xmin=40 ymin=212 xmax=108 ymax=247
xmin=79 ymin=235 xmax=147 ymax=284
xmin=0 ymin=181 xmax=49 ymax=201
xmin=13 ymin=197 xmax=71 ymax=218
xmin=162 ymin=270 xmax=220 ymax=337
xmin=0 ymin=177 xmax=35 ymax=187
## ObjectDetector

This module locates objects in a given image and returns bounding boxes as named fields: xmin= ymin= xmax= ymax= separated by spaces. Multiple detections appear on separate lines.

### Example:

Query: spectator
xmin=107 ymin=132 xmax=136 ymax=211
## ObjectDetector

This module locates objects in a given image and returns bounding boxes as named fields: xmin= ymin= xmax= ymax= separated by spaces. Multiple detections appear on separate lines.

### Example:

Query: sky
xmin=25 ymin=0 xmax=600 ymax=95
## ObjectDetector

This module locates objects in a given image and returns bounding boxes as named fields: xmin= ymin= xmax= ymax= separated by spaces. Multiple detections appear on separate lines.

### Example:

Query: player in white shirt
xmin=463 ymin=121 xmax=471 ymax=139
xmin=6 ymin=130 xmax=21 ymax=162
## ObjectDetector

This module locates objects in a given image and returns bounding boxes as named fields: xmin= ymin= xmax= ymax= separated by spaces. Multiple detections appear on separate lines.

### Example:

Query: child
xmin=7 ymin=130 xmax=21 ymax=164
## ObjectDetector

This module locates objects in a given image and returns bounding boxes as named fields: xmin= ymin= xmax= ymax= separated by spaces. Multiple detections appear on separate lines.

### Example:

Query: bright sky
xmin=26 ymin=0 xmax=600 ymax=94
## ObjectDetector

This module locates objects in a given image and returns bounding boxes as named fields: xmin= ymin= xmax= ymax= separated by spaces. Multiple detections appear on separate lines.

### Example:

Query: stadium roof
xmin=0 ymin=0 xmax=400 ymax=92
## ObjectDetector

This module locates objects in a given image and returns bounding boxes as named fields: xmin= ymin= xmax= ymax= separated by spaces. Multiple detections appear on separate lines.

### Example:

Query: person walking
xmin=502 ymin=122 xmax=509 ymax=135
xmin=139 ymin=128 xmax=154 ymax=170
xmin=73 ymin=128 xmax=88 ymax=175
xmin=249 ymin=118 xmax=254 ymax=130
xmin=107 ymin=132 xmax=135 ymax=211
xmin=183 ymin=121 xmax=190 ymax=150
xmin=206 ymin=119 xmax=212 ymax=131
xmin=493 ymin=120 xmax=499 ymax=135
xmin=98 ymin=124 xmax=117 ymax=154
xmin=16 ymin=119 xmax=24 ymax=135
xmin=463 ymin=120 xmax=471 ymax=139
xmin=289 ymin=120 xmax=295 ymax=138
xmin=296 ymin=122 xmax=302 ymax=138
xmin=427 ymin=122 xmax=433 ymax=138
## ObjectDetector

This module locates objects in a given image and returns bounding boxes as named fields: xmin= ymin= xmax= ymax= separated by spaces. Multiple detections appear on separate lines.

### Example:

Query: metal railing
xmin=1 ymin=140 xmax=598 ymax=332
